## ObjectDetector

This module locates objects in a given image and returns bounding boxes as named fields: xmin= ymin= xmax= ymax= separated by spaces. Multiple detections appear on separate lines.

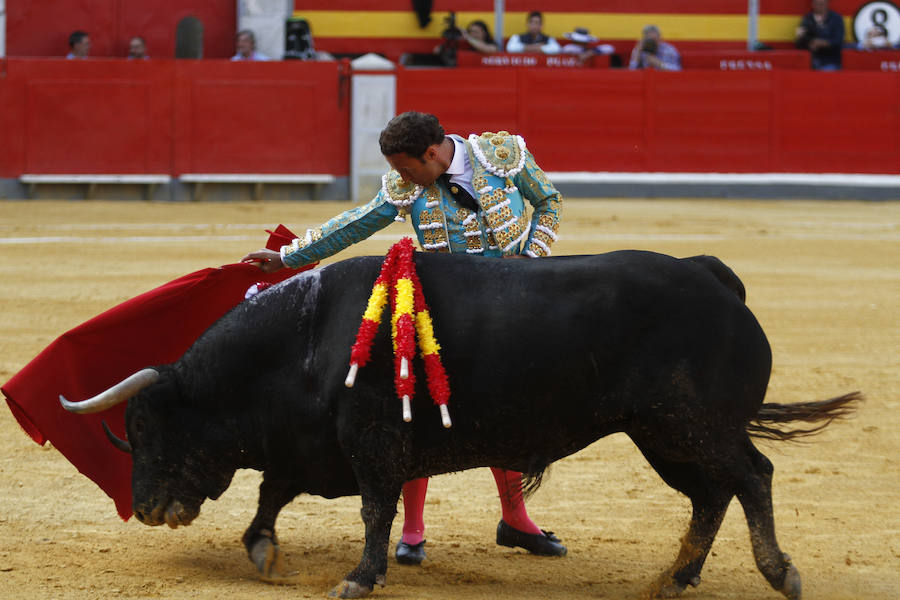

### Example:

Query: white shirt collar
xmin=445 ymin=135 xmax=468 ymax=178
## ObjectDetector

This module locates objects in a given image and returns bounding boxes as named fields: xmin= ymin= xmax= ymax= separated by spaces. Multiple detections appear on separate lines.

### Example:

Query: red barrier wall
xmin=681 ymin=50 xmax=810 ymax=70
xmin=0 ymin=58 xmax=173 ymax=176
xmin=3 ymin=60 xmax=899 ymax=179
xmin=172 ymin=60 xmax=350 ymax=175
xmin=0 ymin=59 xmax=350 ymax=178
xmin=396 ymin=67 xmax=900 ymax=174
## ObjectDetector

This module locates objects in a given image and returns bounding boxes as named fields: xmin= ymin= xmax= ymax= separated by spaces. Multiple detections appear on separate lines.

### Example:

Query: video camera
xmin=442 ymin=11 xmax=463 ymax=41
xmin=641 ymin=37 xmax=658 ymax=55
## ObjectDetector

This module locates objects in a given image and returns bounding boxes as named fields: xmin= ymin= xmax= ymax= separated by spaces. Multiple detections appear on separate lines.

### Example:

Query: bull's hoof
xmin=647 ymin=572 xmax=687 ymax=599
xmin=328 ymin=579 xmax=373 ymax=599
xmin=249 ymin=536 xmax=299 ymax=584
xmin=780 ymin=563 xmax=802 ymax=600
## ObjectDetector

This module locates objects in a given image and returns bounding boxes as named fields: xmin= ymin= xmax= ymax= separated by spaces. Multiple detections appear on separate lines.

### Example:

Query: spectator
xmin=561 ymin=27 xmax=616 ymax=65
xmin=795 ymin=0 xmax=844 ymax=70
xmin=127 ymin=36 xmax=149 ymax=59
xmin=232 ymin=30 xmax=271 ymax=61
xmin=67 ymin=30 xmax=90 ymax=59
xmin=629 ymin=25 xmax=680 ymax=71
xmin=461 ymin=20 xmax=498 ymax=54
xmin=560 ymin=27 xmax=597 ymax=54
xmin=506 ymin=11 xmax=560 ymax=54
xmin=856 ymin=24 xmax=890 ymax=50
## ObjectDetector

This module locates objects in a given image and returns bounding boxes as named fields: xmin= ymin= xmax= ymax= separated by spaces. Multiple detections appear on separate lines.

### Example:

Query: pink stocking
xmin=400 ymin=478 xmax=428 ymax=545
xmin=490 ymin=467 xmax=542 ymax=534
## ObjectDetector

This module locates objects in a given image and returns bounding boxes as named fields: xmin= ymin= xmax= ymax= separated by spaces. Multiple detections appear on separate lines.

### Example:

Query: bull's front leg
xmin=242 ymin=473 xmax=301 ymax=583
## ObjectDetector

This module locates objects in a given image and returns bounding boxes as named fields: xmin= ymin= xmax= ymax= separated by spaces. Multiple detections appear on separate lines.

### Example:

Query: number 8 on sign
xmin=853 ymin=1 xmax=900 ymax=46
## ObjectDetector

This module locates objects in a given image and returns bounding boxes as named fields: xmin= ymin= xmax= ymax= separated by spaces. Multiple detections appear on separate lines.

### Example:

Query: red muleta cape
xmin=1 ymin=225 xmax=312 ymax=520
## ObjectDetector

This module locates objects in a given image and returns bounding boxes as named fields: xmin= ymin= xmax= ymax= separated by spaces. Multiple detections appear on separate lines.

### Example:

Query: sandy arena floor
xmin=0 ymin=198 xmax=897 ymax=600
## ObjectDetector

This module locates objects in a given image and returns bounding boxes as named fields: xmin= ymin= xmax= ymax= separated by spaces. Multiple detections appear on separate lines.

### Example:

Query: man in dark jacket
xmin=795 ymin=0 xmax=845 ymax=70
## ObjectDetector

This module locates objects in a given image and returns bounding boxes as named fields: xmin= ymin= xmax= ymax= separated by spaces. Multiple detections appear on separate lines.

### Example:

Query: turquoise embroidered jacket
xmin=280 ymin=131 xmax=562 ymax=268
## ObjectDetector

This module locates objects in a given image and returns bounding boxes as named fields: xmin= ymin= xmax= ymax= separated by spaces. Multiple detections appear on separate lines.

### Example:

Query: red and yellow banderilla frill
xmin=344 ymin=237 xmax=452 ymax=427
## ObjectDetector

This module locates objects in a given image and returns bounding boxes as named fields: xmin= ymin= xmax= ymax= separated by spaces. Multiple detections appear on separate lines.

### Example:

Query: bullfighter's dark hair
xmin=379 ymin=112 xmax=445 ymax=159
xmin=69 ymin=30 xmax=89 ymax=48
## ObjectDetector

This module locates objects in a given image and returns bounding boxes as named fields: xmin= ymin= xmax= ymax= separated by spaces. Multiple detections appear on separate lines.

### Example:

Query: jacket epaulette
xmin=468 ymin=131 xmax=527 ymax=178
xmin=383 ymin=171 xmax=422 ymax=206
xmin=382 ymin=171 xmax=424 ymax=222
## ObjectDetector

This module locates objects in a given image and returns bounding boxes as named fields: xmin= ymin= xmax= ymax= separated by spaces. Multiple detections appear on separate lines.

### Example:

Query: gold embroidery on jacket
xmin=418 ymin=206 xmax=449 ymax=251
xmin=459 ymin=208 xmax=483 ymax=253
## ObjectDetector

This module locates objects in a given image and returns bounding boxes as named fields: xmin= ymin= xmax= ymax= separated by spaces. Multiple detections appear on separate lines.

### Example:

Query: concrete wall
xmin=237 ymin=0 xmax=293 ymax=60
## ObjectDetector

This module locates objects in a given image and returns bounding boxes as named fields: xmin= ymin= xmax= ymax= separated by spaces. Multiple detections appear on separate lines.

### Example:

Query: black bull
xmin=61 ymin=250 xmax=860 ymax=599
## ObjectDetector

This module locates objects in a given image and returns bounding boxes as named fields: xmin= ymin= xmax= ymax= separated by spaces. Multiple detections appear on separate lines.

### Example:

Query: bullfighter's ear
xmin=424 ymin=143 xmax=441 ymax=161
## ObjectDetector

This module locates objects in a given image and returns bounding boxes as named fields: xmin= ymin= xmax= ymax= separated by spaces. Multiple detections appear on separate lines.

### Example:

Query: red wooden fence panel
xmin=843 ymin=50 xmax=900 ymax=71
xmin=0 ymin=59 xmax=28 ymax=177
xmin=681 ymin=50 xmax=809 ymax=70
xmin=0 ymin=59 xmax=350 ymax=179
xmin=2 ymin=58 xmax=174 ymax=176
xmin=3 ymin=61 xmax=900 ymax=180
xmin=516 ymin=69 xmax=647 ymax=172
xmin=644 ymin=70 xmax=774 ymax=172
xmin=396 ymin=67 xmax=520 ymax=138
xmin=173 ymin=60 xmax=350 ymax=175
xmin=396 ymin=65 xmax=900 ymax=175
xmin=773 ymin=71 xmax=900 ymax=174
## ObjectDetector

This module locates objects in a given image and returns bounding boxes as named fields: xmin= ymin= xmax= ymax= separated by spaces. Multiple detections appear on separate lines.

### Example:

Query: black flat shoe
xmin=496 ymin=520 xmax=567 ymax=557
xmin=395 ymin=540 xmax=427 ymax=565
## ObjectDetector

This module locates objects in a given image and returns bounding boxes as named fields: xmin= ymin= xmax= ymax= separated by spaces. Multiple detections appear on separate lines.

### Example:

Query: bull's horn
xmin=102 ymin=420 xmax=132 ymax=453
xmin=59 ymin=368 xmax=159 ymax=414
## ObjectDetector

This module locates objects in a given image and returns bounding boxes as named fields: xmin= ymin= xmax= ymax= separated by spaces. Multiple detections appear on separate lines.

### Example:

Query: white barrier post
xmin=350 ymin=53 xmax=396 ymax=203
xmin=236 ymin=0 xmax=292 ymax=60
xmin=1 ymin=0 xmax=6 ymax=58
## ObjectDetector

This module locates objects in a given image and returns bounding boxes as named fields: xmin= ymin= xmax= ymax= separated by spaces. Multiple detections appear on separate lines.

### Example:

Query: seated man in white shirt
xmin=505 ymin=11 xmax=561 ymax=55
xmin=232 ymin=30 xmax=271 ymax=61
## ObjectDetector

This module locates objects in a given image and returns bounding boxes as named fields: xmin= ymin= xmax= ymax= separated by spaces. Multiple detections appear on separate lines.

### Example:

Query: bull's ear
xmin=102 ymin=421 xmax=132 ymax=453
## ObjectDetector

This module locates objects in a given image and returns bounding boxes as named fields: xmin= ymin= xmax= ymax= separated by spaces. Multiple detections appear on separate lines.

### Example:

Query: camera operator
xmin=434 ymin=12 xmax=463 ymax=66
xmin=629 ymin=25 xmax=681 ymax=71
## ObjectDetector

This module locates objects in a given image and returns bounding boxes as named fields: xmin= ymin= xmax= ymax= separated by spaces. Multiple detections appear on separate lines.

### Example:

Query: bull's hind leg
xmin=634 ymin=445 xmax=733 ymax=598
xmin=734 ymin=439 xmax=801 ymax=600
xmin=242 ymin=474 xmax=301 ymax=583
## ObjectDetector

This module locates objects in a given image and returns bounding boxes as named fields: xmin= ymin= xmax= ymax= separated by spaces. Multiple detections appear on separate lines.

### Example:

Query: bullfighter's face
xmin=385 ymin=145 xmax=445 ymax=187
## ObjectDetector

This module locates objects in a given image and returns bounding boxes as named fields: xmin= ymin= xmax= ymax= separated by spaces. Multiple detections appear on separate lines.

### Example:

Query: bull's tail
xmin=748 ymin=391 xmax=863 ymax=441
xmin=521 ymin=469 xmax=547 ymax=500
